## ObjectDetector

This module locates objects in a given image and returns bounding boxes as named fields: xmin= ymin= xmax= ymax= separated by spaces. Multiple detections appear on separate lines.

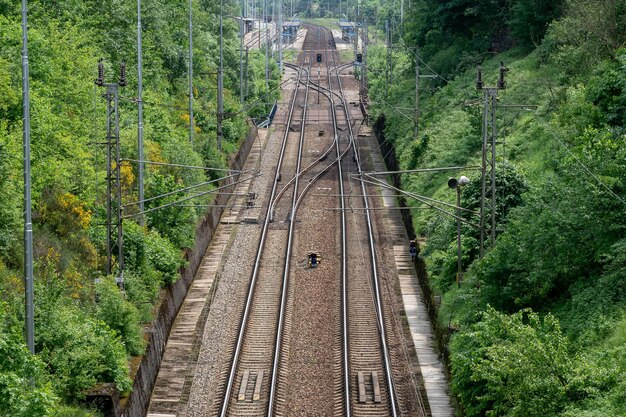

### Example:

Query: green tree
xmin=508 ymin=0 xmax=565 ymax=48
xmin=95 ymin=277 xmax=145 ymax=355
xmin=145 ymin=171 xmax=197 ymax=249
xmin=451 ymin=307 xmax=573 ymax=417
xmin=0 ymin=303 xmax=58 ymax=417
xmin=37 ymin=302 xmax=131 ymax=399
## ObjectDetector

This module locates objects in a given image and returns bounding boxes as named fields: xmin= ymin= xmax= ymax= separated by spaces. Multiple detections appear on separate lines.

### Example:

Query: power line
xmin=396 ymin=36 xmax=450 ymax=84
xmin=357 ymin=175 xmax=480 ymax=227
xmin=122 ymin=171 xmax=244 ymax=208
xmin=363 ymin=166 xmax=481 ymax=176
xmin=123 ymin=174 xmax=256 ymax=219
xmin=122 ymin=158 xmax=246 ymax=172
xmin=362 ymin=173 xmax=479 ymax=214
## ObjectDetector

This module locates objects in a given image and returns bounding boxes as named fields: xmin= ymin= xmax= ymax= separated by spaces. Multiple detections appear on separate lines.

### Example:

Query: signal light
xmin=119 ymin=62 xmax=127 ymax=87
xmin=95 ymin=58 xmax=105 ymax=86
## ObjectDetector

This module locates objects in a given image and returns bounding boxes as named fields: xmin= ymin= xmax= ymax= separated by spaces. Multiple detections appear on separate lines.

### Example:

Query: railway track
xmin=212 ymin=45 xmax=312 ymax=416
xmin=206 ymin=24 xmax=425 ymax=416
xmin=321 ymin=25 xmax=398 ymax=416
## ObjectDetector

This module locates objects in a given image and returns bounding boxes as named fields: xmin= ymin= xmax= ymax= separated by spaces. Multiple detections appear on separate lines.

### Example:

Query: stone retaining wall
xmin=120 ymin=123 xmax=258 ymax=417
xmin=372 ymin=115 xmax=451 ymax=362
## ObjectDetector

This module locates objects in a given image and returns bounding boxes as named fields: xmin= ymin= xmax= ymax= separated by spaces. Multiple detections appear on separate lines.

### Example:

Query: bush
xmin=37 ymin=302 xmax=131 ymax=399
xmin=95 ymin=277 xmax=144 ymax=356
xmin=52 ymin=405 xmax=102 ymax=417
xmin=124 ymin=220 xmax=182 ymax=288
xmin=0 ymin=303 xmax=58 ymax=417
xmin=451 ymin=307 xmax=573 ymax=417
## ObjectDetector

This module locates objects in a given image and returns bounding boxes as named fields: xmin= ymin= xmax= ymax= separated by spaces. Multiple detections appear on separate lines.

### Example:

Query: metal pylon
xmin=479 ymin=87 xmax=498 ymax=258
xmin=103 ymin=84 xmax=124 ymax=288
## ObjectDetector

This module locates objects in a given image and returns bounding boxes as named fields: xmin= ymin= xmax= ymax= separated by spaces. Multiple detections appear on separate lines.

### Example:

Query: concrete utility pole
xmin=456 ymin=183 xmax=462 ymax=286
xmin=240 ymin=0 xmax=245 ymax=104
xmin=21 ymin=0 xmax=34 ymax=354
xmin=363 ymin=22 xmax=368 ymax=91
xmin=448 ymin=176 xmax=470 ymax=287
xmin=389 ymin=19 xmax=393 ymax=88
xmin=385 ymin=19 xmax=391 ymax=98
xmin=415 ymin=48 xmax=419 ymax=139
xmin=353 ymin=23 xmax=358 ymax=71
xmin=264 ymin=0 xmax=269 ymax=91
xmin=244 ymin=46 xmax=250 ymax=99
xmin=414 ymin=49 xmax=436 ymax=140
xmin=137 ymin=0 xmax=145 ymax=225
xmin=278 ymin=0 xmax=283 ymax=73
xmin=361 ymin=22 xmax=368 ymax=102
xmin=218 ymin=0 xmax=224 ymax=151
xmin=188 ymin=0 xmax=194 ymax=142
xmin=476 ymin=63 xmax=507 ymax=257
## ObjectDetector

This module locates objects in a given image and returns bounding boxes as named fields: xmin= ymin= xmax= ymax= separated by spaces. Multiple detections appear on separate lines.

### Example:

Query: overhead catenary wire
xmin=123 ymin=173 xmax=256 ymax=219
xmin=395 ymin=35 xmax=450 ymax=84
xmin=363 ymin=165 xmax=482 ymax=176
xmin=361 ymin=174 xmax=479 ymax=215
xmin=122 ymin=171 xmax=250 ymax=208
xmin=117 ymin=74 xmax=296 ymax=120
xmin=122 ymin=158 xmax=247 ymax=172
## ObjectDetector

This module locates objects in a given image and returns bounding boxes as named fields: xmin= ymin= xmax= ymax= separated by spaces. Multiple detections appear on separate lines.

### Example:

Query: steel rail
xmin=320 ymin=24 xmax=352 ymax=417
xmin=270 ymin=77 xmax=354 ymax=215
xmin=218 ymin=59 xmax=309 ymax=417
xmin=267 ymin=44 xmax=313 ymax=417
xmin=295 ymin=144 xmax=353 ymax=209
xmin=270 ymin=140 xmax=336 ymax=218
xmin=331 ymin=29 xmax=400 ymax=416
xmin=286 ymin=66 xmax=345 ymax=102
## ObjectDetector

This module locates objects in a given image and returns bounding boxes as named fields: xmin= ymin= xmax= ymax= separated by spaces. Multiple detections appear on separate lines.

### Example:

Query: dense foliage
xmin=0 ymin=0 xmax=279 ymax=413
xmin=366 ymin=0 xmax=626 ymax=415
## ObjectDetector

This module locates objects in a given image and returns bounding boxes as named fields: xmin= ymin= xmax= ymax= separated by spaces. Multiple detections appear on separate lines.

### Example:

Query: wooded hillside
xmin=366 ymin=1 xmax=626 ymax=415
xmin=0 ymin=1 xmax=279 ymax=415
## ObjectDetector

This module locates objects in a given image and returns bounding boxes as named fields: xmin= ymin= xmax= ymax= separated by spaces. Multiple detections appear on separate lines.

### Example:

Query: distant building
xmin=283 ymin=21 xmax=301 ymax=42
xmin=236 ymin=17 xmax=255 ymax=34
xmin=337 ymin=21 xmax=358 ymax=41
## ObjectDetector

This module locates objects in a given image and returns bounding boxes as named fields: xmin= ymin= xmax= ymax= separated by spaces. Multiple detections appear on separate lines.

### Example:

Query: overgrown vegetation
xmin=0 ymin=0 xmax=279 ymax=414
xmin=366 ymin=0 xmax=626 ymax=415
